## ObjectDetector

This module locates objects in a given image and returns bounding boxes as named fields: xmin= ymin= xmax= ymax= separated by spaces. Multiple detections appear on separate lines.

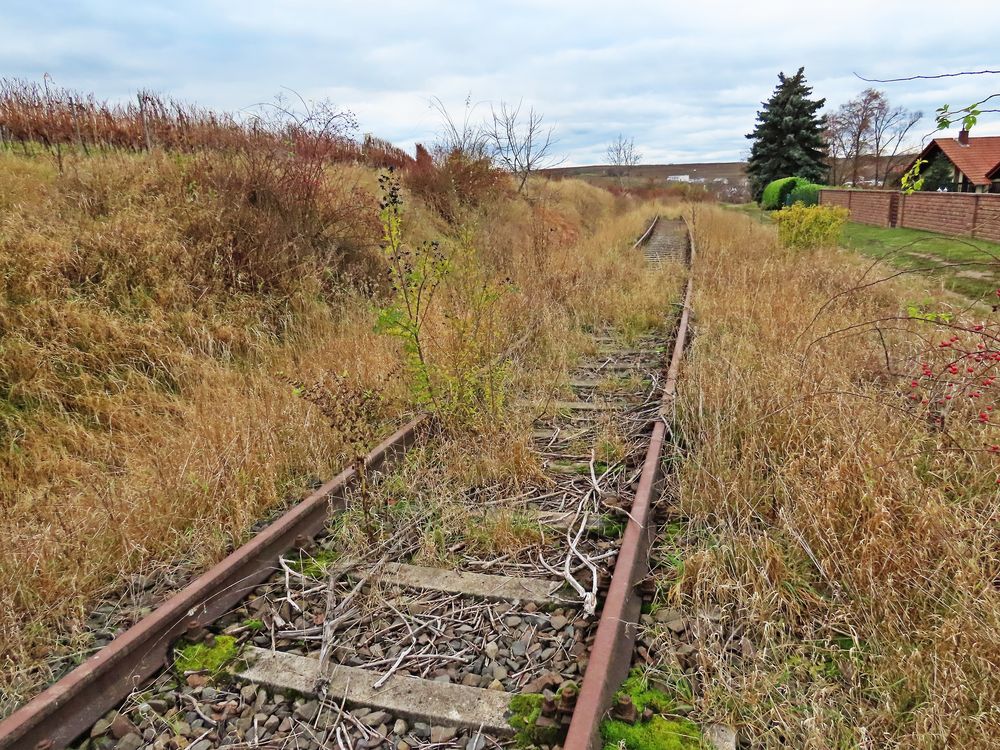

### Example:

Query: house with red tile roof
xmin=906 ymin=131 xmax=1000 ymax=193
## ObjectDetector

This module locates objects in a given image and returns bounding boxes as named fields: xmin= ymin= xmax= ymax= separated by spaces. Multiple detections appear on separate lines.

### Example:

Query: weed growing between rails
xmin=653 ymin=205 xmax=1000 ymax=748
xmin=375 ymin=170 xmax=520 ymax=435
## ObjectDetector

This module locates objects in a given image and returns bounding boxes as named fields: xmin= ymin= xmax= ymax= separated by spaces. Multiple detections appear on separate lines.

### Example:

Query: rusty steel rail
xmin=633 ymin=215 xmax=659 ymax=248
xmin=563 ymin=217 xmax=695 ymax=750
xmin=0 ymin=416 xmax=425 ymax=750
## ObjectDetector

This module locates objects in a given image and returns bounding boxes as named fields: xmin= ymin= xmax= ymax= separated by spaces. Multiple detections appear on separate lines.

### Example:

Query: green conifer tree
xmin=746 ymin=68 xmax=828 ymax=201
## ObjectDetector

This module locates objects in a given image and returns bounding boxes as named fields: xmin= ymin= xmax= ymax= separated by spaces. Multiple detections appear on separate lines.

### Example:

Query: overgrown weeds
xmin=0 ymin=77 xmax=413 ymax=170
xmin=665 ymin=205 xmax=1000 ymax=747
xmin=0 ymin=122 xmax=677 ymax=714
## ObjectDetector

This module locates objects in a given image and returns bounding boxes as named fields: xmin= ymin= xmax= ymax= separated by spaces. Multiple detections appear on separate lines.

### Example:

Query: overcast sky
xmin=4 ymin=0 xmax=999 ymax=165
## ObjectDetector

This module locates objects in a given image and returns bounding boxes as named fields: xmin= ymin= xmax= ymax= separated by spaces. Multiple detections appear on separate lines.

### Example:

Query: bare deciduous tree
xmin=606 ymin=133 xmax=641 ymax=187
xmin=484 ymin=100 xmax=559 ymax=193
xmin=826 ymin=89 xmax=881 ymax=186
xmin=870 ymin=101 xmax=922 ymax=187
xmin=826 ymin=89 xmax=921 ymax=187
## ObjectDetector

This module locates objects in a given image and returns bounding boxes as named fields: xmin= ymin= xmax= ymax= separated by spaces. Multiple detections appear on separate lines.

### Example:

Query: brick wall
xmin=854 ymin=191 xmax=896 ymax=228
xmin=973 ymin=194 xmax=1000 ymax=244
xmin=899 ymin=192 xmax=977 ymax=235
xmin=819 ymin=189 xmax=1000 ymax=244
xmin=821 ymin=190 xmax=851 ymax=210
xmin=818 ymin=189 xmax=895 ymax=226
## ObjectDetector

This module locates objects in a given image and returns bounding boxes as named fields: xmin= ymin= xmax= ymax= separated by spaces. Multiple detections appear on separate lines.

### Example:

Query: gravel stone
xmin=114 ymin=734 xmax=143 ymax=750
xmin=654 ymin=608 xmax=681 ymax=623
xmin=430 ymin=726 xmax=457 ymax=744
xmin=90 ymin=717 xmax=113 ymax=738
xmin=365 ymin=710 xmax=391 ymax=726
xmin=667 ymin=618 xmax=687 ymax=634
xmin=109 ymin=714 xmax=137 ymax=740
xmin=295 ymin=700 xmax=319 ymax=722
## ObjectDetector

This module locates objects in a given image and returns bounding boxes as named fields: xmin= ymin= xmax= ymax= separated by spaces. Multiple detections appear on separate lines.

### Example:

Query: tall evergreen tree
xmin=746 ymin=68 xmax=827 ymax=200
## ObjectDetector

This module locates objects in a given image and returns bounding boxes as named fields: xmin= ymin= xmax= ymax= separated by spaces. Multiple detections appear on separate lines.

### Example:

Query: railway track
xmin=0 ymin=216 xmax=696 ymax=750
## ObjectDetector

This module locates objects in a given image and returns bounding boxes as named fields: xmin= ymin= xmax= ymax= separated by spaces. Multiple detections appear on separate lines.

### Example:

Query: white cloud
xmin=1 ymin=0 xmax=998 ymax=164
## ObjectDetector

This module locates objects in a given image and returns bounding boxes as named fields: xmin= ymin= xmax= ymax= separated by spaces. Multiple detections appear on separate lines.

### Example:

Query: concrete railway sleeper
xmin=0 ymin=216 xmax=700 ymax=750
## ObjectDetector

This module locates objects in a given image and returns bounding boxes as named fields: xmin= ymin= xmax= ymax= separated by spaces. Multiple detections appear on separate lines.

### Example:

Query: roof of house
xmin=909 ymin=135 xmax=1000 ymax=186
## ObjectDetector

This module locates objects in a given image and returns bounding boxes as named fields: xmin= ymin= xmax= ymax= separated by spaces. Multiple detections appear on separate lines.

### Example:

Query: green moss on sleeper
xmin=599 ymin=669 xmax=704 ymax=750
xmin=507 ymin=693 xmax=560 ymax=748
xmin=174 ymin=635 xmax=241 ymax=677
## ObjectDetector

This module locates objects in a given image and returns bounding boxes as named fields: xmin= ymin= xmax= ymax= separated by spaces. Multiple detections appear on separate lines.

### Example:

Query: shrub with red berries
xmin=901 ymin=297 xmax=1000 ymax=477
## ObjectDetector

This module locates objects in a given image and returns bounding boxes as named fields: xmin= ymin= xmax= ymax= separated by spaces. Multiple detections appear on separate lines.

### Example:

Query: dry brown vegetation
xmin=0 ymin=77 xmax=413 ymax=170
xmin=656 ymin=206 xmax=1000 ymax=747
xmin=0 ymin=111 xmax=679 ymax=713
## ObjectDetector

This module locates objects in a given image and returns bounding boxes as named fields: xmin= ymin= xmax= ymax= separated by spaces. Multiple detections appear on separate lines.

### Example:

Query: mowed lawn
xmin=724 ymin=203 xmax=1000 ymax=300
xmin=839 ymin=222 xmax=1000 ymax=300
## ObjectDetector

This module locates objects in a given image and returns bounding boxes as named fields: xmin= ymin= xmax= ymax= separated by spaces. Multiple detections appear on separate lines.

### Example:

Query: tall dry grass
xmin=0 ymin=78 xmax=413 ymax=170
xmin=664 ymin=206 xmax=1000 ymax=747
xmin=0 ymin=134 xmax=678 ymax=713
xmin=0 ymin=149 xmax=405 ymax=710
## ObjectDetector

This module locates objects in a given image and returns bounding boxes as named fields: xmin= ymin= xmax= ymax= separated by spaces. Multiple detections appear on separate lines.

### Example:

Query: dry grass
xmin=659 ymin=205 xmax=1000 ymax=747
xmin=0 ymin=77 xmax=413 ymax=170
xmin=0 ymin=137 xmax=678 ymax=712
xmin=0 ymin=149 xmax=403 ymax=709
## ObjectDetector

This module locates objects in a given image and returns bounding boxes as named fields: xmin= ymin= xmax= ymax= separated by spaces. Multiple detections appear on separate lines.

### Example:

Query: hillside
xmin=0 ymin=93 xmax=682 ymax=710
xmin=544 ymin=161 xmax=747 ymax=183
xmin=544 ymin=161 xmax=749 ymax=201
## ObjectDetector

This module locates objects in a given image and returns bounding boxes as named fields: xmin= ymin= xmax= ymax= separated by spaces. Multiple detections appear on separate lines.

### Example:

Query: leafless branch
xmin=484 ymin=100 xmax=561 ymax=193
xmin=606 ymin=133 xmax=641 ymax=188
xmin=854 ymin=69 xmax=1000 ymax=83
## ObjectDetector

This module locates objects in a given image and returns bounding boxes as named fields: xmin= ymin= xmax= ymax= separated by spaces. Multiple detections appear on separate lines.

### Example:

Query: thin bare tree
xmin=606 ymin=133 xmax=641 ymax=187
xmin=484 ymin=100 xmax=559 ymax=193
xmin=429 ymin=95 xmax=488 ymax=158
xmin=870 ymin=100 xmax=922 ymax=186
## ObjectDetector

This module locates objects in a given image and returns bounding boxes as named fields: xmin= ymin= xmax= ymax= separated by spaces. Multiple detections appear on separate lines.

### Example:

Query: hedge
xmin=760 ymin=176 xmax=809 ymax=210
xmin=785 ymin=182 xmax=824 ymax=207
